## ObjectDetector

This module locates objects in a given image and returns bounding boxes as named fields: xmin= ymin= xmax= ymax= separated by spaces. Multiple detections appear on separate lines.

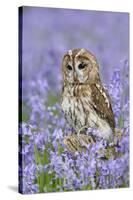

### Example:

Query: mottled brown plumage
xmin=90 ymin=83 xmax=115 ymax=132
xmin=61 ymin=48 xmax=115 ymax=140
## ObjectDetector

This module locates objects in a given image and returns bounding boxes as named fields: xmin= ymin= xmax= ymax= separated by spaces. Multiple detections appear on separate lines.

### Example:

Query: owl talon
xmin=77 ymin=126 xmax=88 ymax=135
xmin=77 ymin=126 xmax=88 ymax=142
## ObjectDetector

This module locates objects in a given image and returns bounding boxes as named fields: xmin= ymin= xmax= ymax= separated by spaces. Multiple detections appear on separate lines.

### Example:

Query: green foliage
xmin=34 ymin=141 xmax=65 ymax=193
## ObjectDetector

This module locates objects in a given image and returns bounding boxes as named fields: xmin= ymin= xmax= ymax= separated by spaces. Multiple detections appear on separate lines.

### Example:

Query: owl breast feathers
xmin=61 ymin=48 xmax=115 ymax=140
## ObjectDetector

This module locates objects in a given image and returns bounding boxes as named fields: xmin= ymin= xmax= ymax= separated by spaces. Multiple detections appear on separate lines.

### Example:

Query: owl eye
xmin=78 ymin=63 xmax=86 ymax=70
xmin=67 ymin=65 xmax=73 ymax=70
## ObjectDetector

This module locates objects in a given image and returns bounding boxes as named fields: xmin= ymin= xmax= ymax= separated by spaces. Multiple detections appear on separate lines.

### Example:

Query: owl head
xmin=62 ymin=48 xmax=100 ymax=84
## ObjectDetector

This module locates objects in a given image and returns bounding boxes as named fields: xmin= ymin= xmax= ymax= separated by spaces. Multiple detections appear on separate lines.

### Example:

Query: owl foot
xmin=64 ymin=134 xmax=95 ymax=153
xmin=88 ymin=133 xmax=96 ymax=143
xmin=77 ymin=126 xmax=88 ymax=136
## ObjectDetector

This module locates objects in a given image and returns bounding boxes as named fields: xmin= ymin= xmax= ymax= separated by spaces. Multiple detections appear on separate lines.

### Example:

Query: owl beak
xmin=73 ymin=72 xmax=78 ymax=83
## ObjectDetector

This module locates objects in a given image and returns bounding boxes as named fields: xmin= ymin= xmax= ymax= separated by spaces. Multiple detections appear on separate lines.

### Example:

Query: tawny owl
xmin=61 ymin=48 xmax=115 ymax=140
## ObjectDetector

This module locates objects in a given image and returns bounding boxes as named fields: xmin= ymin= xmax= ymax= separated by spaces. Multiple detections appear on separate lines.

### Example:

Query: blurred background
xmin=22 ymin=6 xmax=129 ymax=90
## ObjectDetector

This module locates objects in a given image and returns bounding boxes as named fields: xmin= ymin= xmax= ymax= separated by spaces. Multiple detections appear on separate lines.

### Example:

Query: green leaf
xmin=118 ymin=114 xmax=124 ymax=129
xmin=34 ymin=144 xmax=42 ymax=165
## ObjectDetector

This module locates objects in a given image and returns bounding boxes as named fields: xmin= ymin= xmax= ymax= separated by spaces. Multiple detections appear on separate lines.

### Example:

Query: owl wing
xmin=90 ymin=83 xmax=115 ymax=131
